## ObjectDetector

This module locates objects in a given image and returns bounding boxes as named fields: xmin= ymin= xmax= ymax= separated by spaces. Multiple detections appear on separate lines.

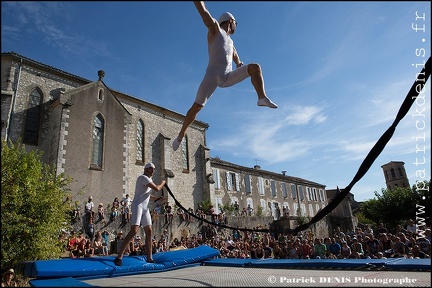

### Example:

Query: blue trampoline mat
xmin=27 ymin=245 xmax=219 ymax=279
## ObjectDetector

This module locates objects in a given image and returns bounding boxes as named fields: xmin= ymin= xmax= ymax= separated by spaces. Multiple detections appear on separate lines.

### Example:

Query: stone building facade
xmin=2 ymin=52 xmax=337 ymax=237
xmin=209 ymin=158 xmax=328 ymax=220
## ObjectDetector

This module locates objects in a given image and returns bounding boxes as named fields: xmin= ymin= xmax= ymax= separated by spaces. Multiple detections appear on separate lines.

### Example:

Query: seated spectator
xmin=273 ymin=242 xmax=283 ymax=259
xmin=164 ymin=203 xmax=173 ymax=225
xmin=417 ymin=237 xmax=431 ymax=255
xmin=177 ymin=207 xmax=186 ymax=223
xmin=351 ymin=238 xmax=365 ymax=258
xmin=129 ymin=236 xmax=142 ymax=255
xmin=328 ymin=238 xmax=341 ymax=258
xmin=97 ymin=203 xmax=105 ymax=221
xmin=93 ymin=234 xmax=105 ymax=256
xmin=406 ymin=219 xmax=418 ymax=234
xmin=101 ymin=230 xmax=110 ymax=255
xmin=364 ymin=234 xmax=380 ymax=258
xmin=73 ymin=202 xmax=81 ymax=219
xmin=287 ymin=241 xmax=299 ymax=259
xmin=411 ymin=245 xmax=428 ymax=258
xmin=151 ymin=209 xmax=159 ymax=223
xmin=313 ymin=238 xmax=327 ymax=259
xmin=86 ymin=217 xmax=95 ymax=242
xmin=376 ymin=251 xmax=386 ymax=259
xmin=76 ymin=233 xmax=86 ymax=257
xmin=186 ymin=207 xmax=194 ymax=223
xmin=85 ymin=196 xmax=95 ymax=220
xmin=364 ymin=224 xmax=373 ymax=235
xmin=170 ymin=238 xmax=180 ymax=250
xmin=121 ymin=194 xmax=132 ymax=223
xmin=1 ymin=269 xmax=17 ymax=287
xmin=377 ymin=222 xmax=388 ymax=234
xmin=209 ymin=205 xmax=217 ymax=223
xmin=340 ymin=241 xmax=351 ymax=258
xmin=67 ymin=231 xmax=79 ymax=258
xmin=83 ymin=237 xmax=94 ymax=257
xmin=393 ymin=237 xmax=406 ymax=257
xmin=110 ymin=197 xmax=120 ymax=221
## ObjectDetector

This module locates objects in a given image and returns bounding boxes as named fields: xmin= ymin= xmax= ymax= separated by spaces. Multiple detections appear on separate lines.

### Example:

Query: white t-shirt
xmin=132 ymin=174 xmax=153 ymax=207
xmin=85 ymin=201 xmax=94 ymax=212
xmin=406 ymin=224 xmax=418 ymax=233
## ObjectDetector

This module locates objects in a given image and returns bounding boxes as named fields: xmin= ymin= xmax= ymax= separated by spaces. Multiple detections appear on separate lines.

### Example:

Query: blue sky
xmin=2 ymin=1 xmax=430 ymax=202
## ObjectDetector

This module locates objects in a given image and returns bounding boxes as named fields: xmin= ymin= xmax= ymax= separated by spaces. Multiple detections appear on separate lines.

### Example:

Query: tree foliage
xmin=219 ymin=202 xmax=236 ymax=216
xmin=359 ymin=181 xmax=430 ymax=228
xmin=1 ymin=140 xmax=72 ymax=270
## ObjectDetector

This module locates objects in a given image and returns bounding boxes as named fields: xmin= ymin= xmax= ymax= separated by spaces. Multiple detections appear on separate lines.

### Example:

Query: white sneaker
xmin=172 ymin=137 xmax=182 ymax=151
xmin=257 ymin=97 xmax=278 ymax=109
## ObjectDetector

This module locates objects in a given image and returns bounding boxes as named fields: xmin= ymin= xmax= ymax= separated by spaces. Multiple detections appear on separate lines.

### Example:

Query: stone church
xmin=1 ymin=51 xmax=211 ymax=211
xmin=3 ymin=51 xmax=351 ymax=235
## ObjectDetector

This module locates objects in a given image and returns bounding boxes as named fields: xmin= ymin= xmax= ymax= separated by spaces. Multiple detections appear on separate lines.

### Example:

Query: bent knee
xmin=247 ymin=63 xmax=262 ymax=75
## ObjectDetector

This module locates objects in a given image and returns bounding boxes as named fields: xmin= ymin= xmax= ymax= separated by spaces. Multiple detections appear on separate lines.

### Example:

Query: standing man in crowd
xmin=114 ymin=162 xmax=166 ymax=266
xmin=172 ymin=1 xmax=278 ymax=151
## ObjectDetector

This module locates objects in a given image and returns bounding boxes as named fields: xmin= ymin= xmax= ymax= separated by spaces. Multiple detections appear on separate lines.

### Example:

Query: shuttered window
xmin=23 ymin=88 xmax=42 ymax=145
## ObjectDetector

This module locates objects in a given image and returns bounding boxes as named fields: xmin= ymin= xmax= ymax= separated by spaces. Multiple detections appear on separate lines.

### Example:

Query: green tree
xmin=360 ymin=186 xmax=421 ymax=228
xmin=219 ymin=202 xmax=236 ymax=216
xmin=256 ymin=206 xmax=263 ymax=217
xmin=197 ymin=199 xmax=213 ymax=214
xmin=1 ymin=140 xmax=72 ymax=270
xmin=295 ymin=208 xmax=307 ymax=226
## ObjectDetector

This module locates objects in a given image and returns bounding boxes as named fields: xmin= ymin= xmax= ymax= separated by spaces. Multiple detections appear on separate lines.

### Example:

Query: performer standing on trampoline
xmin=114 ymin=162 xmax=166 ymax=266
xmin=172 ymin=1 xmax=278 ymax=151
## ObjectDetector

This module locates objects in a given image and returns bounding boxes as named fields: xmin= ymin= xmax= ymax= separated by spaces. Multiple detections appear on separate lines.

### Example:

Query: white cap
xmin=145 ymin=162 xmax=155 ymax=169
xmin=218 ymin=12 xmax=235 ymax=24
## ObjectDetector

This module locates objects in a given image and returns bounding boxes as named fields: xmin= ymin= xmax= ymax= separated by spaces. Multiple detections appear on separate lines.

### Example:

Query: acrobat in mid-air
xmin=172 ymin=1 xmax=278 ymax=151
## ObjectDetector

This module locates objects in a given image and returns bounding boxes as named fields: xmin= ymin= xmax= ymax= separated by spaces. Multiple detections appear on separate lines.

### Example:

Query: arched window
xmin=136 ymin=119 xmax=144 ymax=163
xmin=390 ymin=168 xmax=396 ymax=178
xmin=91 ymin=113 xmax=104 ymax=168
xmin=98 ymin=89 xmax=104 ymax=102
xmin=23 ymin=88 xmax=42 ymax=145
xmin=181 ymin=136 xmax=189 ymax=171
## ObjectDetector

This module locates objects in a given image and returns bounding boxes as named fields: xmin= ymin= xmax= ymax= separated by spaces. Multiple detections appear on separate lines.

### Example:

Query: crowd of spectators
xmin=61 ymin=197 xmax=431 ymax=261
xmin=63 ymin=196 xmax=430 ymax=260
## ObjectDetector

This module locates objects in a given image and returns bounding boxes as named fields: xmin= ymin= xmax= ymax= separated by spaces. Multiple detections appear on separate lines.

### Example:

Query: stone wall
xmin=70 ymin=212 xmax=330 ymax=253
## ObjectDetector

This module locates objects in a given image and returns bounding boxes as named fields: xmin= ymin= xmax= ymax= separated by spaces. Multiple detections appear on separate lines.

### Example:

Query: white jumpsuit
xmin=195 ymin=24 xmax=250 ymax=106
xmin=130 ymin=174 xmax=153 ymax=227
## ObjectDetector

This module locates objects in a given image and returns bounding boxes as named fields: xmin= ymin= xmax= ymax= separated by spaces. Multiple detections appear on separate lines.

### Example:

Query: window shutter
xmin=226 ymin=172 xmax=232 ymax=191
xmin=235 ymin=173 xmax=240 ymax=191
xmin=245 ymin=174 xmax=251 ymax=193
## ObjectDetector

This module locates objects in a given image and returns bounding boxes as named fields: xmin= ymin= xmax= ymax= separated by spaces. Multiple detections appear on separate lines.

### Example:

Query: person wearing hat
xmin=97 ymin=203 xmax=105 ymax=220
xmin=172 ymin=1 xmax=277 ymax=151
xmin=85 ymin=196 xmax=95 ymax=220
xmin=114 ymin=162 xmax=166 ymax=266
xmin=1 ymin=269 xmax=17 ymax=287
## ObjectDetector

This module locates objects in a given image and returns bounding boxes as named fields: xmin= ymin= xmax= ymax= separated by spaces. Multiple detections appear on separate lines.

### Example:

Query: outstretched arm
xmin=194 ymin=1 xmax=217 ymax=29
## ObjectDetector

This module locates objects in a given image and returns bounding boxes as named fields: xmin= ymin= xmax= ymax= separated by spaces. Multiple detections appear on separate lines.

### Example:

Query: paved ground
xmin=84 ymin=265 xmax=431 ymax=287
